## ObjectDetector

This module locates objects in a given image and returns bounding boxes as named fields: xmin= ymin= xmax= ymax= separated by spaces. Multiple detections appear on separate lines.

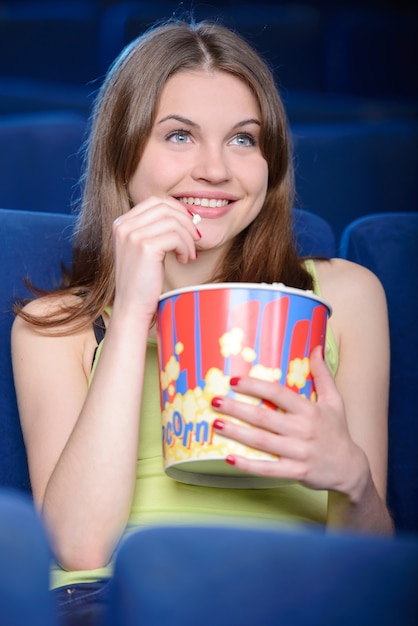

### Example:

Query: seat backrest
xmin=293 ymin=207 xmax=336 ymax=258
xmin=340 ymin=212 xmax=418 ymax=533
xmin=0 ymin=489 xmax=57 ymax=626
xmin=0 ymin=77 xmax=93 ymax=116
xmin=292 ymin=119 xmax=418 ymax=240
xmin=0 ymin=209 xmax=75 ymax=493
xmin=107 ymin=525 xmax=418 ymax=626
xmin=0 ymin=111 xmax=87 ymax=213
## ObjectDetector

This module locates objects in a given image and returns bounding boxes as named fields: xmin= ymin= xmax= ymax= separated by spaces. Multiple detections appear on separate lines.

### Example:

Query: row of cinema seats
xmin=0 ymin=208 xmax=418 ymax=624
xmin=0 ymin=1 xmax=417 ymax=99
xmin=1 ymin=488 xmax=418 ymax=626
xmin=0 ymin=207 xmax=417 ymax=533
xmin=1 ymin=111 xmax=417 ymax=239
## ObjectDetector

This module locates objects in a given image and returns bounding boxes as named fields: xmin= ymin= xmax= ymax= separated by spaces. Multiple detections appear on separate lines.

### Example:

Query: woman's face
xmin=129 ymin=69 xmax=269 ymax=252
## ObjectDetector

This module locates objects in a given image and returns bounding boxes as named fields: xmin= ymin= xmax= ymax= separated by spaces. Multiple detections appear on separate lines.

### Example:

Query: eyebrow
xmin=157 ymin=115 xmax=261 ymax=129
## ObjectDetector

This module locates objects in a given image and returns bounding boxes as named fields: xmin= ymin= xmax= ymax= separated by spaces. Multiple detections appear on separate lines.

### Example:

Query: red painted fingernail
xmin=211 ymin=397 xmax=223 ymax=408
xmin=225 ymin=455 xmax=236 ymax=465
xmin=213 ymin=419 xmax=225 ymax=430
xmin=196 ymin=228 xmax=202 ymax=239
xmin=186 ymin=208 xmax=195 ymax=217
xmin=230 ymin=377 xmax=240 ymax=386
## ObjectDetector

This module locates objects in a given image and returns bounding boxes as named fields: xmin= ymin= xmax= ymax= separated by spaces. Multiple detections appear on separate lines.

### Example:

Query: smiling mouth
xmin=178 ymin=196 xmax=231 ymax=208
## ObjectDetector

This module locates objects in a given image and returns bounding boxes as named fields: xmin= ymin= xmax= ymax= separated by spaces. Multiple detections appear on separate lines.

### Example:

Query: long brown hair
xmin=16 ymin=18 xmax=313 ymax=330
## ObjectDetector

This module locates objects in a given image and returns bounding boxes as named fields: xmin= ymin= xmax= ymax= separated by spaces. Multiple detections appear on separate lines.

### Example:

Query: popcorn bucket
xmin=157 ymin=283 xmax=331 ymax=488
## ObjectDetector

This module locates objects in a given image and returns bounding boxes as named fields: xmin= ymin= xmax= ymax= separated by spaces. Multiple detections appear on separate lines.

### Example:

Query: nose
xmin=191 ymin=142 xmax=231 ymax=184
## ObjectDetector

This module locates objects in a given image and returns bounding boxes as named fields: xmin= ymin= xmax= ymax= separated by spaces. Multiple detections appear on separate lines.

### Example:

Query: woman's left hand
xmin=211 ymin=345 xmax=368 ymax=497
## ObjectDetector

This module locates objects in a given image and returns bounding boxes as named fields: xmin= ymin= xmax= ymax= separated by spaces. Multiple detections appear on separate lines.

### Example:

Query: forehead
xmin=156 ymin=70 xmax=261 ymax=118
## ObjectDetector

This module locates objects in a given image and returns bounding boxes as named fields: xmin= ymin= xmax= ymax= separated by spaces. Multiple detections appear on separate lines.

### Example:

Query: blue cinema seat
xmin=0 ymin=77 xmax=94 ymax=115
xmin=340 ymin=213 xmax=418 ymax=534
xmin=292 ymin=119 xmax=418 ymax=240
xmin=0 ymin=207 xmax=335 ymax=496
xmin=292 ymin=207 xmax=336 ymax=258
xmin=107 ymin=525 xmax=418 ymax=626
xmin=0 ymin=489 xmax=57 ymax=626
xmin=0 ymin=209 xmax=75 ymax=494
xmin=0 ymin=111 xmax=87 ymax=213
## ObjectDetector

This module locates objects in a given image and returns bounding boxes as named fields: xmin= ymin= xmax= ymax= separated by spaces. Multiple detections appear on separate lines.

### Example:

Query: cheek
xmin=128 ymin=162 xmax=158 ymax=204
xmin=249 ymin=160 xmax=269 ymax=206
xmin=129 ymin=154 xmax=184 ymax=204
xmin=242 ymin=154 xmax=268 ymax=190
xmin=258 ymin=161 xmax=269 ymax=195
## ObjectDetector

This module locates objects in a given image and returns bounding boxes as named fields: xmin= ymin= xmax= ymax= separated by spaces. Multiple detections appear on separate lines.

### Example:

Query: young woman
xmin=11 ymin=18 xmax=393 ymax=625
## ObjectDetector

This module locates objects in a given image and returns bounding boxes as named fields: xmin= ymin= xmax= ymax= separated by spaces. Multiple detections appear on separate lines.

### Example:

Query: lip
xmin=176 ymin=199 xmax=236 ymax=219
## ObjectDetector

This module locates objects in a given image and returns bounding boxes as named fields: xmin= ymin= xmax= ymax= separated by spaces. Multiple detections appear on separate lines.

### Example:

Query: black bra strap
xmin=93 ymin=315 xmax=106 ymax=345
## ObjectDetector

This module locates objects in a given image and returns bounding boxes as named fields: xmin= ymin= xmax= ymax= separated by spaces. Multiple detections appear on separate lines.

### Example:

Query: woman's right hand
xmin=112 ymin=196 xmax=200 ymax=319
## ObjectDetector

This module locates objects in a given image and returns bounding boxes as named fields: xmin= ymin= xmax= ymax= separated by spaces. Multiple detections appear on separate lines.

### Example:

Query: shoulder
xmin=312 ymin=258 xmax=388 ymax=347
xmin=13 ymin=293 xmax=90 ymax=335
xmin=12 ymin=294 xmax=97 ymax=379
xmin=313 ymin=257 xmax=386 ymax=306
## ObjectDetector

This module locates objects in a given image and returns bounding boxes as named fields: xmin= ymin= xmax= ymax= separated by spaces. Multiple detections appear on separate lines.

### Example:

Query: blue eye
xmin=231 ymin=133 xmax=257 ymax=147
xmin=167 ymin=130 xmax=191 ymax=143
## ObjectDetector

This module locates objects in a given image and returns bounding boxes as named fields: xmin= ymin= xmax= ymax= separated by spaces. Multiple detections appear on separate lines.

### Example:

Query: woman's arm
xmin=12 ymin=298 xmax=153 ymax=571
xmin=210 ymin=259 xmax=393 ymax=534
xmin=319 ymin=258 xmax=393 ymax=533
xmin=12 ymin=197 xmax=200 ymax=571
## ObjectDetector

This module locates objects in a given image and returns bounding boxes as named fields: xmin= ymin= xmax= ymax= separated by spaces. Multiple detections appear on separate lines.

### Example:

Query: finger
xmin=212 ymin=410 xmax=308 ymax=459
xmin=114 ymin=212 xmax=198 ymax=262
xmin=309 ymin=345 xmax=339 ymax=404
xmin=212 ymin=395 xmax=294 ymax=436
xmin=225 ymin=454 xmax=304 ymax=481
xmin=127 ymin=196 xmax=202 ymax=241
xmin=229 ymin=375 xmax=307 ymax=414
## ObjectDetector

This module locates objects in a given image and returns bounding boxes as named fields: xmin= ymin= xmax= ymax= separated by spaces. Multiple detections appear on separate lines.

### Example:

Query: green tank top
xmin=51 ymin=261 xmax=339 ymax=588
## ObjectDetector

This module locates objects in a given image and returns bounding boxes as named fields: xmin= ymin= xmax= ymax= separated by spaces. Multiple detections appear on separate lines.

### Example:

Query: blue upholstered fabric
xmin=292 ymin=208 xmax=336 ymax=258
xmin=292 ymin=119 xmax=418 ymax=240
xmin=283 ymin=89 xmax=418 ymax=125
xmin=0 ymin=489 xmax=57 ymax=626
xmin=340 ymin=213 xmax=418 ymax=534
xmin=0 ymin=209 xmax=75 ymax=494
xmin=0 ymin=111 xmax=87 ymax=213
xmin=0 ymin=77 xmax=94 ymax=115
xmin=0 ymin=207 xmax=334 ymax=496
xmin=108 ymin=525 xmax=418 ymax=626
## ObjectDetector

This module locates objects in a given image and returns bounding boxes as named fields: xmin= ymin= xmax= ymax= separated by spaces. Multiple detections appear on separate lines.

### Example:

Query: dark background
xmin=0 ymin=0 xmax=417 ymax=239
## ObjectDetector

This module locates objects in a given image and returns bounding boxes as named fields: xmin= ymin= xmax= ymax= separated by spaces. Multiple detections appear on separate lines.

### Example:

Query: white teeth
xmin=179 ymin=197 xmax=230 ymax=208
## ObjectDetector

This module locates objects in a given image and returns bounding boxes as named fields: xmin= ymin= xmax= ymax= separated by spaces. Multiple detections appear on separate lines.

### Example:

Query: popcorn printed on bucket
xmin=286 ymin=357 xmax=317 ymax=401
xmin=161 ymin=327 xmax=283 ymax=465
xmin=219 ymin=327 xmax=245 ymax=357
